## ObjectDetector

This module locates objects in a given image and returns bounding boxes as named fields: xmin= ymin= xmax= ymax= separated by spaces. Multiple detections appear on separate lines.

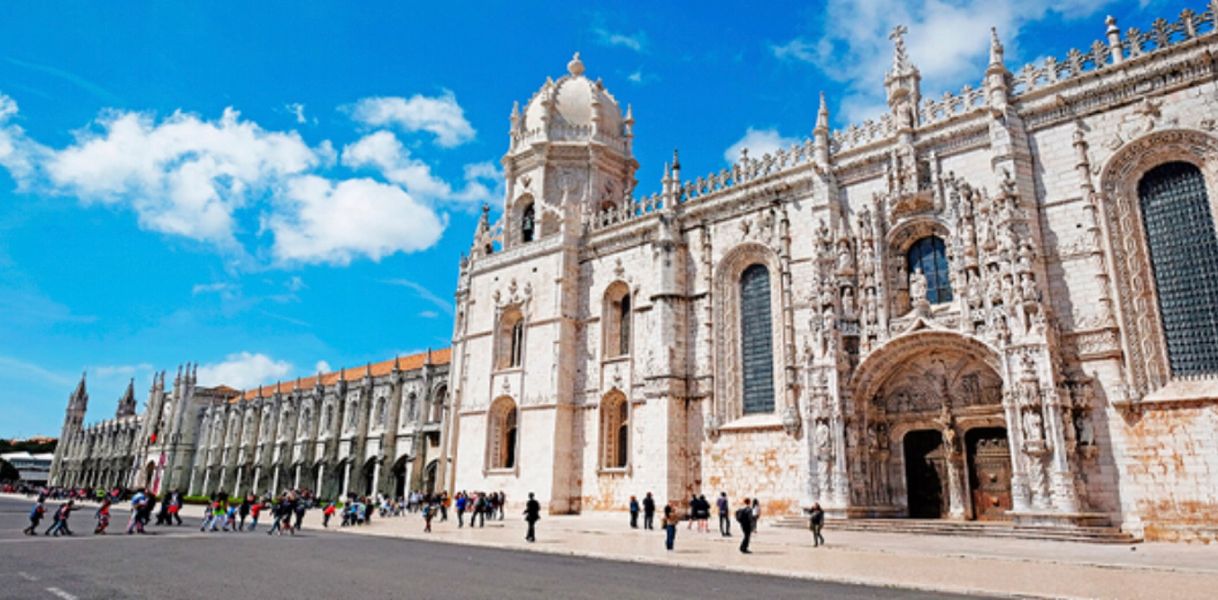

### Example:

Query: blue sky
xmin=0 ymin=0 xmax=1192 ymax=436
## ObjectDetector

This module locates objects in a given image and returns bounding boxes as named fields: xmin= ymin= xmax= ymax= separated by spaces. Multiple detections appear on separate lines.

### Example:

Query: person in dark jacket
xmin=642 ymin=492 xmax=656 ymax=530
xmin=809 ymin=502 xmax=826 ymax=547
xmin=735 ymin=497 xmax=754 ymax=554
xmin=717 ymin=492 xmax=731 ymax=537
xmin=628 ymin=496 xmax=640 ymax=529
xmin=523 ymin=492 xmax=541 ymax=542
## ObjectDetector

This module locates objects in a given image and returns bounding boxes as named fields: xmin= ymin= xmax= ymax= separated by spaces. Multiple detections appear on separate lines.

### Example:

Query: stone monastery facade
xmin=443 ymin=5 xmax=1218 ymax=541
xmin=53 ymin=4 xmax=1218 ymax=542
xmin=49 ymin=350 xmax=450 ymax=500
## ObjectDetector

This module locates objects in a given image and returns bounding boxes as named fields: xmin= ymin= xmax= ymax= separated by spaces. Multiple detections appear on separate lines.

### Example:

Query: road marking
xmin=45 ymin=587 xmax=78 ymax=600
xmin=17 ymin=571 xmax=38 ymax=581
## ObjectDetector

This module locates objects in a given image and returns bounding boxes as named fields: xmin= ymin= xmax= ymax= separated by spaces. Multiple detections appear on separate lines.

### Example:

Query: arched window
xmin=405 ymin=393 xmax=417 ymax=423
xmin=1138 ymin=162 xmax=1218 ymax=376
xmin=521 ymin=203 xmax=535 ymax=243
xmin=429 ymin=386 xmax=447 ymax=423
xmin=604 ymin=283 xmax=632 ymax=358
xmin=374 ymin=397 xmax=386 ymax=427
xmin=740 ymin=264 xmax=775 ymax=414
xmin=488 ymin=397 xmax=518 ymax=470
xmin=907 ymin=236 xmax=953 ymax=304
xmin=601 ymin=392 xmax=629 ymax=469
xmin=497 ymin=309 xmax=525 ymax=369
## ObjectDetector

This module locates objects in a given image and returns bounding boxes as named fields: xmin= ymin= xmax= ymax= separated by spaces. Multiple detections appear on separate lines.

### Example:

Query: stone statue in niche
xmin=1074 ymin=412 xmax=1095 ymax=448
xmin=909 ymin=268 xmax=928 ymax=305
xmin=1023 ymin=408 xmax=1044 ymax=443
xmin=841 ymin=287 xmax=856 ymax=320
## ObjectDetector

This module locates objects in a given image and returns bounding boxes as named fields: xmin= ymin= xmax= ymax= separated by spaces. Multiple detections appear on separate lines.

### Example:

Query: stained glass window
xmin=521 ymin=204 xmax=535 ymax=243
xmin=1138 ymin=162 xmax=1218 ymax=376
xmin=907 ymin=236 xmax=953 ymax=304
xmin=740 ymin=264 xmax=775 ymax=414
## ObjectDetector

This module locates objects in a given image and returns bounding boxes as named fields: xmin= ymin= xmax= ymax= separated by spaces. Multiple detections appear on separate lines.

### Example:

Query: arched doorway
xmin=904 ymin=430 xmax=947 ymax=518
xmin=361 ymin=459 xmax=377 ymax=497
xmin=392 ymin=455 xmax=410 ymax=498
xmin=423 ymin=460 xmax=438 ymax=494
xmin=143 ymin=461 xmax=156 ymax=491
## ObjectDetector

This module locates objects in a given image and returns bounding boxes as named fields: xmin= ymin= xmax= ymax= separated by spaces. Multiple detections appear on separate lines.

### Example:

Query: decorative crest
xmin=567 ymin=52 xmax=585 ymax=77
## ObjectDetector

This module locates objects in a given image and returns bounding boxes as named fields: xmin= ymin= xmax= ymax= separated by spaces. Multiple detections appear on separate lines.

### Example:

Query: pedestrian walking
xmin=94 ymin=498 xmax=111 ymax=534
xmin=238 ymin=496 xmax=251 ymax=531
xmin=293 ymin=498 xmax=307 ymax=531
xmin=422 ymin=501 xmax=434 ymax=532
xmin=642 ymin=492 xmax=656 ymax=530
xmin=809 ymin=502 xmax=826 ymax=547
xmin=322 ymin=502 xmax=336 ymax=528
xmin=23 ymin=500 xmax=45 ymax=535
xmin=687 ymin=494 xmax=697 ymax=530
xmin=736 ymin=498 xmax=754 ymax=554
xmin=662 ymin=503 xmax=677 ymax=551
xmin=524 ymin=492 xmax=541 ymax=542
xmin=45 ymin=500 xmax=74 ymax=536
xmin=750 ymin=498 xmax=761 ymax=535
xmin=628 ymin=496 xmax=640 ymax=529
xmin=717 ymin=492 xmax=731 ymax=536
xmin=128 ymin=491 xmax=148 ymax=534
xmin=168 ymin=491 xmax=183 ymax=525
xmin=455 ymin=492 xmax=467 ymax=528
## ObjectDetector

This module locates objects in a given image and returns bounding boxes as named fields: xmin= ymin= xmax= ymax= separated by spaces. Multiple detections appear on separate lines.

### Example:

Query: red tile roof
xmin=236 ymin=348 xmax=451 ymax=402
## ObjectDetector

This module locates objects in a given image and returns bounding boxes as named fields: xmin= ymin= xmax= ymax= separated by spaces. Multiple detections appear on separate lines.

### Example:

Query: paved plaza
xmin=4 ymin=495 xmax=1218 ymax=599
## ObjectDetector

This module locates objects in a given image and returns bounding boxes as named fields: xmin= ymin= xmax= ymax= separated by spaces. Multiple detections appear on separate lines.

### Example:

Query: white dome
xmin=522 ymin=53 xmax=625 ymax=141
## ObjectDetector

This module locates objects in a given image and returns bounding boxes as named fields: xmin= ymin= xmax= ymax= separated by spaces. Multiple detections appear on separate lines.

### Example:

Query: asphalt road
xmin=0 ymin=496 xmax=973 ymax=600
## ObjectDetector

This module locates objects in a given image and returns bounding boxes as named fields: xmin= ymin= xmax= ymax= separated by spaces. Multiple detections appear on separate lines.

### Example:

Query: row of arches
xmin=484 ymin=391 xmax=631 ymax=474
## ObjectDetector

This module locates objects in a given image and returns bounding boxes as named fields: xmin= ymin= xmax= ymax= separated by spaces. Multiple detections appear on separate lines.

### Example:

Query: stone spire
xmin=69 ymin=371 xmax=88 ymax=412
xmin=988 ymin=27 xmax=1004 ymax=66
xmin=814 ymin=92 xmax=831 ymax=167
xmin=986 ymin=27 xmax=1011 ymax=111
xmin=884 ymin=24 xmax=921 ymax=131
xmin=116 ymin=378 xmax=137 ymax=418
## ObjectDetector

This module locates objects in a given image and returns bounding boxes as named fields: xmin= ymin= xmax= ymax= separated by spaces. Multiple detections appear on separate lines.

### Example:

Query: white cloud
xmin=348 ymin=92 xmax=475 ymax=148
xmin=196 ymin=351 xmax=293 ymax=389
xmin=418 ymin=309 xmax=439 ymax=319
xmin=286 ymin=102 xmax=308 ymax=124
xmin=45 ymin=107 xmax=322 ymax=248
xmin=593 ymin=28 xmax=647 ymax=52
xmin=268 ymin=175 xmax=445 ymax=265
xmin=342 ymin=131 xmax=501 ymax=206
xmin=191 ymin=282 xmax=233 ymax=295
xmin=313 ymin=360 xmax=331 ymax=374
xmin=0 ymin=94 xmax=48 ymax=185
xmin=772 ymin=0 xmax=1114 ymax=122
xmin=382 ymin=278 xmax=454 ymax=316
xmin=723 ymin=127 xmax=799 ymax=163
xmin=91 ymin=363 xmax=154 ymax=378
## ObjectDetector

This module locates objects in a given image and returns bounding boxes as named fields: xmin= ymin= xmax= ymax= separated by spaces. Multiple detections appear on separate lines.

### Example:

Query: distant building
xmin=1 ymin=451 xmax=54 ymax=484
xmin=49 ymin=349 xmax=450 ymax=499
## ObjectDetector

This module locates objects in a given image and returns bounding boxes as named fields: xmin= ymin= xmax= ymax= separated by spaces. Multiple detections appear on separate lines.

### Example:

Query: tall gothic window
xmin=1138 ymin=162 xmax=1218 ymax=376
xmin=907 ymin=236 xmax=953 ymax=304
xmin=604 ymin=283 xmax=632 ymax=358
xmin=601 ymin=392 xmax=629 ymax=469
xmin=488 ymin=397 xmax=518 ymax=470
xmin=521 ymin=203 xmax=535 ymax=243
xmin=498 ymin=309 xmax=525 ymax=369
xmin=740 ymin=264 xmax=775 ymax=414
xmin=429 ymin=386 xmax=446 ymax=423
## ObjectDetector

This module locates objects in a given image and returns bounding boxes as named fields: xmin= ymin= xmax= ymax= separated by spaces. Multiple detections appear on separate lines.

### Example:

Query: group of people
xmin=18 ymin=484 xmax=825 ymax=553
xmin=629 ymin=492 xmax=826 ymax=553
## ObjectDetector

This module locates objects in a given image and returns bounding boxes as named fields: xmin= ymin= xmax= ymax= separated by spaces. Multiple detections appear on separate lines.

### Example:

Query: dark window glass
xmin=1138 ymin=162 xmax=1218 ymax=376
xmin=521 ymin=204 xmax=535 ymax=243
xmin=907 ymin=236 xmax=953 ymax=304
xmin=510 ymin=320 xmax=524 ymax=367
xmin=618 ymin=294 xmax=631 ymax=356
xmin=740 ymin=264 xmax=775 ymax=414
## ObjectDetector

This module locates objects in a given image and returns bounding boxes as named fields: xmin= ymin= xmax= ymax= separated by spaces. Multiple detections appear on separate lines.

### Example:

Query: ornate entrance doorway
xmin=966 ymin=427 xmax=1012 ymax=521
xmin=904 ymin=430 xmax=947 ymax=518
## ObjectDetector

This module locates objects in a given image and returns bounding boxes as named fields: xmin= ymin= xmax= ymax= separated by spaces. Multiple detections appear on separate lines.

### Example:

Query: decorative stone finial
xmin=989 ymin=27 xmax=1004 ymax=65
xmin=671 ymin=149 xmax=681 ymax=170
xmin=567 ymin=52 xmax=585 ymax=77
xmin=815 ymin=92 xmax=829 ymax=133
xmin=889 ymin=24 xmax=912 ymax=73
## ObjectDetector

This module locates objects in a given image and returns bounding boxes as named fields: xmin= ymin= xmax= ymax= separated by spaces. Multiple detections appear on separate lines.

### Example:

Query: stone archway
xmin=852 ymin=330 xmax=1010 ymax=520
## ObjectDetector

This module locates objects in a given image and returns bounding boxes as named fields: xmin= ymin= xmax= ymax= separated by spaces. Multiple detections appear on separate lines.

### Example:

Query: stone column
xmin=1002 ymin=391 xmax=1032 ymax=512
xmin=252 ymin=466 xmax=261 ymax=496
xmin=271 ymin=468 xmax=280 ymax=496
xmin=1044 ymin=388 xmax=1080 ymax=513
xmin=945 ymin=450 xmax=966 ymax=519
xmin=371 ymin=460 xmax=381 ymax=496
xmin=294 ymin=465 xmax=301 ymax=490
xmin=234 ymin=466 xmax=244 ymax=496
xmin=217 ymin=467 xmax=226 ymax=493
xmin=316 ymin=464 xmax=325 ymax=498
xmin=342 ymin=462 xmax=352 ymax=498
xmin=202 ymin=468 xmax=211 ymax=496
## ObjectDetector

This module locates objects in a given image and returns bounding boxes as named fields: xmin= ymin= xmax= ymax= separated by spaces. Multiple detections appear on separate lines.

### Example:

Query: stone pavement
xmin=7 ymin=494 xmax=1215 ymax=599
xmin=300 ymin=508 xmax=1218 ymax=599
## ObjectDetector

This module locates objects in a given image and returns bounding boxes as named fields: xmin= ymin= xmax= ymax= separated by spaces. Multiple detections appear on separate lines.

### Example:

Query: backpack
xmin=735 ymin=507 xmax=751 ymax=525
